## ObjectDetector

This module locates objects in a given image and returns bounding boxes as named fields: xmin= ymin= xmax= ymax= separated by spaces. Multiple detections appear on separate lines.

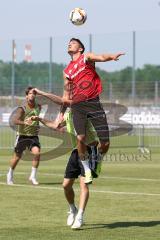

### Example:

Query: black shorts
xmin=71 ymin=97 xmax=109 ymax=143
xmin=64 ymin=149 xmax=85 ymax=179
xmin=14 ymin=135 xmax=41 ymax=154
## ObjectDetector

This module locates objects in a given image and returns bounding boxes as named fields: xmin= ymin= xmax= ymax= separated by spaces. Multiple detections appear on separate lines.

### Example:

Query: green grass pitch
xmin=0 ymin=127 xmax=160 ymax=239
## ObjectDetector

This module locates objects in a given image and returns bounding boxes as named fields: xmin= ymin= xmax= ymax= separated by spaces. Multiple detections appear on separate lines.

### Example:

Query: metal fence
xmin=0 ymin=30 xmax=160 ymax=105
xmin=0 ymin=30 xmax=160 ymax=150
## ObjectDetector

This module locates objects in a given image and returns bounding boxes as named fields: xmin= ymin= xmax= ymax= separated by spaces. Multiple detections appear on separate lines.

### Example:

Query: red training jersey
xmin=64 ymin=54 xmax=102 ymax=103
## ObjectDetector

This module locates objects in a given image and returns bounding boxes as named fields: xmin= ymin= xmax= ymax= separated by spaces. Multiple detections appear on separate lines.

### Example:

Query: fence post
xmin=49 ymin=36 xmax=53 ymax=92
xmin=138 ymin=124 xmax=145 ymax=149
xmin=11 ymin=40 xmax=16 ymax=107
xmin=132 ymin=31 xmax=136 ymax=105
xmin=89 ymin=33 xmax=92 ymax=52
xmin=155 ymin=81 xmax=158 ymax=106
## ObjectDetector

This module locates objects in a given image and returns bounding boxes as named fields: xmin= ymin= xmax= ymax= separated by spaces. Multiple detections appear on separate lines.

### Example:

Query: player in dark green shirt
xmin=7 ymin=86 xmax=41 ymax=185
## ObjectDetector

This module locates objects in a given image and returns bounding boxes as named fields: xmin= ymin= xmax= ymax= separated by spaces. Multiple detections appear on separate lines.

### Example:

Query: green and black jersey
xmin=18 ymin=103 xmax=41 ymax=136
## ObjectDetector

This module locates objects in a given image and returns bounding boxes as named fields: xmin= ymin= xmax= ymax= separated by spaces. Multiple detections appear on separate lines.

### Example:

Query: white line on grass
xmin=1 ymin=171 xmax=160 ymax=182
xmin=0 ymin=181 xmax=160 ymax=197
xmin=0 ymin=181 xmax=63 ymax=191
xmin=100 ymin=176 xmax=160 ymax=182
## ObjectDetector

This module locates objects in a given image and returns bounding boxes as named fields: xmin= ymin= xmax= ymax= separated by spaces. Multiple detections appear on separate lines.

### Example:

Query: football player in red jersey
xmin=60 ymin=38 xmax=125 ymax=185
xmin=32 ymin=40 xmax=124 ymax=229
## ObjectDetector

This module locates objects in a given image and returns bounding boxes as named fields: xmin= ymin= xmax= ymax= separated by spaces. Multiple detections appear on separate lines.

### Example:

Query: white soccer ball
xmin=69 ymin=8 xmax=87 ymax=26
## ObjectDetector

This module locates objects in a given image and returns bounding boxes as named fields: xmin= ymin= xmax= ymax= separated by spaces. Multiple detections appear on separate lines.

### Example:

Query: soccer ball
xmin=69 ymin=8 xmax=87 ymax=26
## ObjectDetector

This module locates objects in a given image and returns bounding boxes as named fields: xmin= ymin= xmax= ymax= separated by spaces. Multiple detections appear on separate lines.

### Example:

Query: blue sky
xmin=1 ymin=0 xmax=160 ymax=38
xmin=0 ymin=0 xmax=160 ymax=71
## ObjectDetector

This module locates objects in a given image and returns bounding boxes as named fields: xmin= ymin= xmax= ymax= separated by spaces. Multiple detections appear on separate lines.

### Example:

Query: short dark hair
xmin=69 ymin=38 xmax=85 ymax=54
xmin=25 ymin=86 xmax=35 ymax=95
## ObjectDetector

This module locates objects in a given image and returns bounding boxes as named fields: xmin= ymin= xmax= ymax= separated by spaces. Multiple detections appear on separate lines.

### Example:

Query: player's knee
xmin=14 ymin=153 xmax=22 ymax=160
xmin=82 ymin=184 xmax=89 ymax=192
xmin=100 ymin=141 xmax=110 ymax=153
xmin=104 ymin=141 xmax=110 ymax=150
xmin=105 ymin=141 xmax=110 ymax=148
xmin=31 ymin=147 xmax=40 ymax=155
xmin=80 ymin=184 xmax=89 ymax=196
xmin=62 ymin=182 xmax=72 ymax=191
xmin=80 ymin=178 xmax=89 ymax=190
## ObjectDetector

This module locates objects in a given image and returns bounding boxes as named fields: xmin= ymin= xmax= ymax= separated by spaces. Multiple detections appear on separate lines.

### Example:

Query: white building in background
xmin=24 ymin=44 xmax=32 ymax=62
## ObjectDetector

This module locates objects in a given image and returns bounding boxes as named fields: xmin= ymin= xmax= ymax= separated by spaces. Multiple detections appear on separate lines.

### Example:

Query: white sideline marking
xmin=100 ymin=176 xmax=160 ymax=182
xmin=0 ymin=181 xmax=63 ymax=191
xmin=0 ymin=181 xmax=160 ymax=197
xmin=1 ymin=171 xmax=160 ymax=182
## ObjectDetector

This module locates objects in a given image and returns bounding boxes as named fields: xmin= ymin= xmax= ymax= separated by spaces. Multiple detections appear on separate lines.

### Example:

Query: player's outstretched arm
xmin=34 ymin=88 xmax=69 ymax=106
xmin=31 ymin=116 xmax=65 ymax=130
xmin=31 ymin=116 xmax=56 ymax=128
xmin=85 ymin=52 xmax=125 ymax=62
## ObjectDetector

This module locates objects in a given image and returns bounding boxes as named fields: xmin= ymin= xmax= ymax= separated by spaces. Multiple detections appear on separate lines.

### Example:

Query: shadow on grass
xmin=84 ymin=221 xmax=160 ymax=230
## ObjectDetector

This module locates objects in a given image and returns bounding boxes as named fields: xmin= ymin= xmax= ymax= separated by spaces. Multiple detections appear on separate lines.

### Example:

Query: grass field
xmin=0 ymin=144 xmax=160 ymax=240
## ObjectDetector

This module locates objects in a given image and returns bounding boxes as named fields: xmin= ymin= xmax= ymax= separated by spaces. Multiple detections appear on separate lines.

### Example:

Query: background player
xmin=7 ymin=86 xmax=41 ymax=185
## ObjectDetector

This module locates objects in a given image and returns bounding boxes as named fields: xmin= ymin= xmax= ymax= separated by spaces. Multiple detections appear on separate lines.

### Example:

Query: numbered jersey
xmin=64 ymin=54 xmax=102 ymax=103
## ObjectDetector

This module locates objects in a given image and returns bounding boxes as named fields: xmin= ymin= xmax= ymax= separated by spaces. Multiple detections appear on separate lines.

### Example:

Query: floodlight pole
xmin=11 ymin=39 xmax=15 ymax=107
xmin=49 ymin=36 xmax=53 ymax=92
xmin=89 ymin=34 xmax=92 ymax=52
xmin=109 ymin=81 xmax=113 ymax=101
xmin=132 ymin=31 xmax=136 ymax=104
xmin=155 ymin=81 xmax=158 ymax=106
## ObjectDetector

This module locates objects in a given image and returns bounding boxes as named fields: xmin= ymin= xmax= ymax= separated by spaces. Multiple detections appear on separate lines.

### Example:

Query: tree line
xmin=0 ymin=61 xmax=160 ymax=99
